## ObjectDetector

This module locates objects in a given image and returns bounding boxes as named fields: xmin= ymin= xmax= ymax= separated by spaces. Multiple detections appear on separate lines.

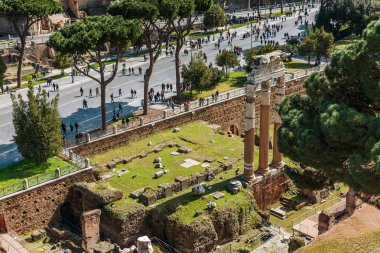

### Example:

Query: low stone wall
xmin=72 ymin=76 xmax=307 ymax=157
xmin=0 ymin=169 xmax=95 ymax=234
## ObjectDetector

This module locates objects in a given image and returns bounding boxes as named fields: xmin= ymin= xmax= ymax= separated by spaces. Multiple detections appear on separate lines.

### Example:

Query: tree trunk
xmin=143 ymin=50 xmax=155 ymax=115
xmin=175 ymin=37 xmax=183 ymax=98
xmin=308 ymin=55 xmax=311 ymax=65
xmin=16 ymin=36 xmax=26 ymax=88
xmin=280 ymin=0 xmax=284 ymax=14
xmin=100 ymin=84 xmax=107 ymax=130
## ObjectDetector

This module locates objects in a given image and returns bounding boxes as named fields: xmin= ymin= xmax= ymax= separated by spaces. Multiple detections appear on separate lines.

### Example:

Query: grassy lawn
xmin=284 ymin=60 xmax=311 ymax=72
xmin=182 ymin=71 xmax=247 ymax=99
xmin=335 ymin=35 xmax=360 ymax=51
xmin=0 ymin=157 xmax=74 ymax=190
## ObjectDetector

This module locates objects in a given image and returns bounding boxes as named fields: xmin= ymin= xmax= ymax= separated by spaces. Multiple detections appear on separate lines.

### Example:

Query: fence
xmin=63 ymin=65 xmax=325 ymax=149
xmin=151 ymin=237 xmax=182 ymax=253
xmin=0 ymin=149 xmax=88 ymax=199
xmin=291 ymin=197 xmax=344 ymax=229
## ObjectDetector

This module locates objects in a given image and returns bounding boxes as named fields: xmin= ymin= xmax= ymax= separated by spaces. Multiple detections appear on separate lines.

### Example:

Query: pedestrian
xmin=131 ymin=68 xmax=134 ymax=75
xmin=80 ymin=87 xmax=83 ymax=96
xmin=110 ymin=93 xmax=114 ymax=103
xmin=83 ymin=99 xmax=88 ymax=109
xmin=139 ymin=67 xmax=142 ymax=75
xmin=47 ymin=91 xmax=50 ymax=99
xmin=74 ymin=121 xmax=79 ymax=132
xmin=96 ymin=87 xmax=100 ymax=96
xmin=53 ymin=83 xmax=56 ymax=91
xmin=134 ymin=90 xmax=137 ymax=97
xmin=113 ymin=107 xmax=116 ymax=116
xmin=119 ymin=88 xmax=122 ymax=97
xmin=89 ymin=88 xmax=92 ymax=97
xmin=170 ymin=84 xmax=173 ymax=92
xmin=56 ymin=84 xmax=59 ymax=92
xmin=70 ymin=123 xmax=74 ymax=133
xmin=6 ymin=85 xmax=9 ymax=94
xmin=119 ymin=103 xmax=123 ymax=113
xmin=61 ymin=121 xmax=67 ymax=136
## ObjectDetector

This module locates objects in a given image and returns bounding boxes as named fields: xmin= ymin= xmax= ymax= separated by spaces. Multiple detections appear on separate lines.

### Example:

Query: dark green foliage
xmin=278 ymin=20 xmax=380 ymax=195
xmin=316 ymin=0 xmax=380 ymax=36
xmin=11 ymin=86 xmax=62 ymax=165
xmin=52 ymin=53 xmax=72 ymax=75
xmin=0 ymin=0 xmax=62 ymax=88
xmin=297 ymin=27 xmax=334 ymax=64
xmin=0 ymin=57 xmax=6 ymax=91
xmin=215 ymin=50 xmax=238 ymax=76
xmin=243 ymin=44 xmax=279 ymax=72
xmin=48 ymin=16 xmax=141 ymax=130
xmin=203 ymin=4 xmax=225 ymax=30
xmin=181 ymin=52 xmax=209 ymax=93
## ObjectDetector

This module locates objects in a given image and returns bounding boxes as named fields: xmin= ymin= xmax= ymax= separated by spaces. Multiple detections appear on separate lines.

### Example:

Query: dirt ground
xmin=297 ymin=204 xmax=380 ymax=253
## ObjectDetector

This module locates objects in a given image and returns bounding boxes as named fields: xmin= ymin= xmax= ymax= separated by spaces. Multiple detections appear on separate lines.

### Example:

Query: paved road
xmin=0 ymin=8 xmax=318 ymax=168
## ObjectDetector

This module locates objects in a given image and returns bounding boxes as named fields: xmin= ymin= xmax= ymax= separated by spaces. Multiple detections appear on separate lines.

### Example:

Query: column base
xmin=258 ymin=167 xmax=271 ymax=176
xmin=243 ymin=168 xmax=256 ymax=182
xmin=271 ymin=160 xmax=285 ymax=169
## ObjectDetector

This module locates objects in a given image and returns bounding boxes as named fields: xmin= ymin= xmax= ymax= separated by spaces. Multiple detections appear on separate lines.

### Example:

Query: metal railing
xmin=151 ymin=237 xmax=182 ymax=253
xmin=291 ymin=197 xmax=343 ymax=228
xmin=0 ymin=149 xmax=88 ymax=199
xmin=63 ymin=65 xmax=325 ymax=148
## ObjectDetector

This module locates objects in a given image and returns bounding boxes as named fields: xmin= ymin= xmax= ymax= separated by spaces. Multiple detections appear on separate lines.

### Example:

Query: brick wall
xmin=0 ymin=169 xmax=95 ymax=234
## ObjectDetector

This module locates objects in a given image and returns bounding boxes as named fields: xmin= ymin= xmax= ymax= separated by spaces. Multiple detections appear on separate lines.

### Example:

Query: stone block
xmin=130 ymin=188 xmax=145 ymax=199
xmin=211 ymin=191 xmax=225 ymax=200
xmin=92 ymin=241 xmax=115 ymax=253
xmin=137 ymin=236 xmax=153 ymax=253
xmin=64 ymin=240 xmax=83 ymax=253
xmin=140 ymin=188 xmax=157 ymax=206
xmin=204 ymin=157 xmax=216 ymax=163
xmin=48 ymin=227 xmax=70 ymax=240
xmin=106 ymin=161 xmax=116 ymax=170
xmin=175 ymin=176 xmax=189 ymax=190
xmin=158 ymin=183 xmax=173 ymax=197
xmin=318 ymin=211 xmax=334 ymax=235
xmin=122 ymin=157 xmax=133 ymax=164
xmin=31 ymin=229 xmax=46 ymax=242
xmin=139 ymin=152 xmax=147 ymax=158
xmin=178 ymin=146 xmax=192 ymax=153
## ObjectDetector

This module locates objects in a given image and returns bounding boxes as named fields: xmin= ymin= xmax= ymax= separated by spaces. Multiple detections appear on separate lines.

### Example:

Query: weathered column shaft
xmin=81 ymin=209 xmax=101 ymax=253
xmin=243 ymin=84 xmax=256 ymax=182
xmin=272 ymin=76 xmax=285 ymax=168
xmin=258 ymin=81 xmax=271 ymax=175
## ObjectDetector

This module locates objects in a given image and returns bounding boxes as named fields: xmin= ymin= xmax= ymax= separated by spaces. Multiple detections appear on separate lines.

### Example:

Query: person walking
xmin=139 ymin=67 xmax=142 ymax=75
xmin=89 ymin=88 xmax=93 ymax=97
xmin=119 ymin=88 xmax=122 ymax=97
xmin=80 ymin=87 xmax=83 ymax=96
xmin=74 ymin=121 xmax=79 ymax=132
xmin=119 ymin=103 xmax=123 ymax=113
xmin=96 ymin=87 xmax=100 ymax=96
xmin=70 ymin=123 xmax=74 ymax=133
xmin=110 ymin=93 xmax=114 ymax=103
xmin=83 ymin=99 xmax=88 ymax=109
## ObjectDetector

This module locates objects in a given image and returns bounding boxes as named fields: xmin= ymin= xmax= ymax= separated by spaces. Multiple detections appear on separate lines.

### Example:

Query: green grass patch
xmin=182 ymin=71 xmax=247 ymax=99
xmin=284 ymin=60 xmax=311 ymax=72
xmin=0 ymin=157 xmax=74 ymax=190
xmin=335 ymin=35 xmax=360 ymax=51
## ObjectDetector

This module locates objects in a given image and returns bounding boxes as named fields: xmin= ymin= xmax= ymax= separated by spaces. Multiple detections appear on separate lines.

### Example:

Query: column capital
xmin=245 ymin=84 xmax=256 ymax=103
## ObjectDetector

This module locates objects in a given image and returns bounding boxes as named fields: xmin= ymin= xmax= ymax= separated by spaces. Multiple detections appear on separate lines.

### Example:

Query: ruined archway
xmin=229 ymin=125 xmax=239 ymax=136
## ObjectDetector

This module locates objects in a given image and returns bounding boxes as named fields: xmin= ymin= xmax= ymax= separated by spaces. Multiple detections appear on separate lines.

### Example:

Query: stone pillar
xmin=55 ymin=168 xmax=61 ymax=178
xmin=81 ymin=209 xmax=101 ymax=253
xmin=346 ymin=189 xmax=360 ymax=215
xmin=243 ymin=84 xmax=256 ymax=182
xmin=258 ymin=80 xmax=271 ymax=175
xmin=23 ymin=179 xmax=29 ymax=190
xmin=318 ymin=211 xmax=334 ymax=235
xmin=140 ymin=117 xmax=144 ymax=126
xmin=271 ymin=76 xmax=285 ymax=169
xmin=84 ymin=158 xmax=90 ymax=168
xmin=113 ymin=125 xmax=117 ymax=134
xmin=86 ymin=133 xmax=91 ymax=143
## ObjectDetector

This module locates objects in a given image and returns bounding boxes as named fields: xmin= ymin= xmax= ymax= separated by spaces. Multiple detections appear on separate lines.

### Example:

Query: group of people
xmin=61 ymin=121 xmax=80 ymax=137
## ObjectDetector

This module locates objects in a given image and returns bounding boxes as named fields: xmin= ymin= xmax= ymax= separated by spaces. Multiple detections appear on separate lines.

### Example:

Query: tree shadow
xmin=61 ymin=101 xmax=140 ymax=138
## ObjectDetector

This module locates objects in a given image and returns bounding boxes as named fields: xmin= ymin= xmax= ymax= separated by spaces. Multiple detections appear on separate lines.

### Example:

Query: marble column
xmin=258 ymin=80 xmax=271 ymax=175
xmin=243 ymin=84 xmax=256 ymax=182
xmin=271 ymin=76 xmax=285 ymax=169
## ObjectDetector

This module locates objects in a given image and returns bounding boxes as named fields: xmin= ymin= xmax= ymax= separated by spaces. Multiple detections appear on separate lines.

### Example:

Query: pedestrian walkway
xmin=0 ymin=233 xmax=30 ymax=253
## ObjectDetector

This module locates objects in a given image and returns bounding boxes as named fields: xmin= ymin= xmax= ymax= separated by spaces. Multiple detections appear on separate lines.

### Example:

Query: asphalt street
xmin=0 ymin=8 xmax=318 ymax=168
